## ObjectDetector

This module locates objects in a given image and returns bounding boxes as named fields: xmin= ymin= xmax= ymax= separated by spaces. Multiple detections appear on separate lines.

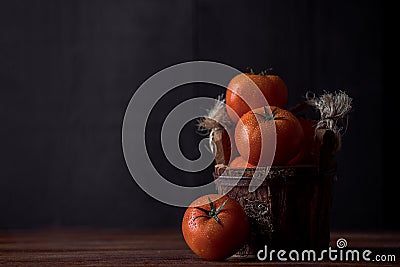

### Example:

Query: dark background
xmin=0 ymin=0 xmax=394 ymax=231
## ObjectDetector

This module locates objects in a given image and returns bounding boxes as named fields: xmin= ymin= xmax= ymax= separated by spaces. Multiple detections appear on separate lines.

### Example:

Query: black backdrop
xmin=0 ymin=0 xmax=393 ymax=230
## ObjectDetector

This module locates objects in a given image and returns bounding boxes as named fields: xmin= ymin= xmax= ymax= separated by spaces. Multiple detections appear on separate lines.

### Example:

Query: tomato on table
xmin=182 ymin=194 xmax=249 ymax=261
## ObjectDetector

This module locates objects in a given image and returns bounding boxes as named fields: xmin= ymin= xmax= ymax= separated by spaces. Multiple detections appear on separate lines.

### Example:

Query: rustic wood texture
xmin=214 ymin=166 xmax=334 ymax=255
xmin=211 ymin=129 xmax=338 ymax=255
xmin=0 ymin=230 xmax=398 ymax=266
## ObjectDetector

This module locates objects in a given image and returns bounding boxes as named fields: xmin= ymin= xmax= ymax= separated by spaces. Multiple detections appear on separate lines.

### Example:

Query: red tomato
xmin=182 ymin=194 xmax=249 ymax=261
xmin=229 ymin=156 xmax=256 ymax=168
xmin=235 ymin=106 xmax=304 ymax=166
xmin=226 ymin=73 xmax=288 ymax=124
xmin=288 ymin=118 xmax=318 ymax=165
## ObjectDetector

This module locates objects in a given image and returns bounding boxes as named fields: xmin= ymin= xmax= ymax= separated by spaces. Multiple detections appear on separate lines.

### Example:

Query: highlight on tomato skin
xmin=225 ymin=72 xmax=288 ymax=124
xmin=234 ymin=106 xmax=304 ymax=166
xmin=181 ymin=194 xmax=249 ymax=261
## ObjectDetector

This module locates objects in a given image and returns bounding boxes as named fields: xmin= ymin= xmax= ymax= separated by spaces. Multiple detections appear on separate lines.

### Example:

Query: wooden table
xmin=0 ymin=229 xmax=399 ymax=266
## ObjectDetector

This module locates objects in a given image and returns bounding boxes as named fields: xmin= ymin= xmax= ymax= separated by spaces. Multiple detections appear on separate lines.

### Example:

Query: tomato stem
xmin=194 ymin=197 xmax=229 ymax=225
xmin=254 ymin=106 xmax=284 ymax=121
xmin=246 ymin=67 xmax=273 ymax=75
xmin=259 ymin=68 xmax=273 ymax=75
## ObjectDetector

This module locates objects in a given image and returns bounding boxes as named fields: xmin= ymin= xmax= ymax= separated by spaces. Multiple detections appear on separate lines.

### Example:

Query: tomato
xmin=226 ymin=73 xmax=288 ymax=123
xmin=229 ymin=156 xmax=256 ymax=168
xmin=288 ymin=118 xmax=318 ymax=165
xmin=182 ymin=194 xmax=249 ymax=261
xmin=235 ymin=106 xmax=304 ymax=166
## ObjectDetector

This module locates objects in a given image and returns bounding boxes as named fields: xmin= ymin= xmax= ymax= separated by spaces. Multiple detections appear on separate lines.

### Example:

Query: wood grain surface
xmin=0 ymin=229 xmax=399 ymax=266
